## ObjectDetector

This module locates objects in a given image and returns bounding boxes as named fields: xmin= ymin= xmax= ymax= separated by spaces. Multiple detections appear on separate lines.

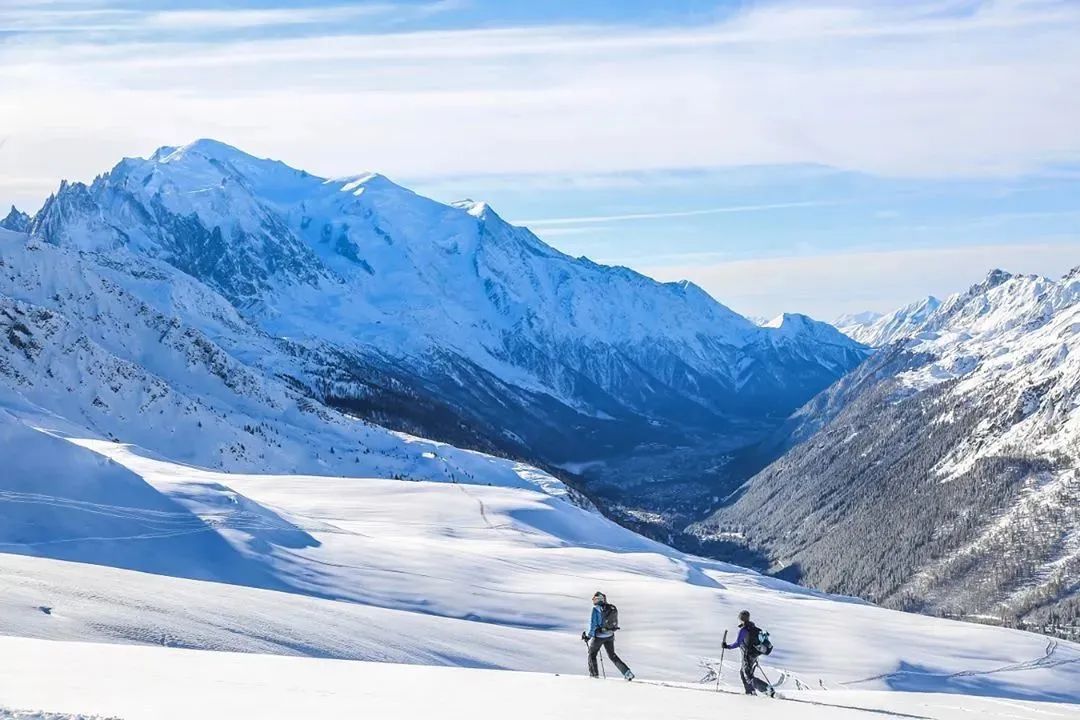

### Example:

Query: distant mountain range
xmin=836 ymin=297 xmax=942 ymax=347
xmin=697 ymin=268 xmax=1080 ymax=637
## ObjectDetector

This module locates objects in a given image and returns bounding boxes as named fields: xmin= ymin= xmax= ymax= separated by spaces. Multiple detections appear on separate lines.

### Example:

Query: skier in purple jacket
xmin=724 ymin=610 xmax=774 ymax=696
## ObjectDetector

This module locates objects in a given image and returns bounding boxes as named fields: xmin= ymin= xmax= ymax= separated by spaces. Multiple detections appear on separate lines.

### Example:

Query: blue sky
xmin=2 ymin=0 xmax=1079 ymax=319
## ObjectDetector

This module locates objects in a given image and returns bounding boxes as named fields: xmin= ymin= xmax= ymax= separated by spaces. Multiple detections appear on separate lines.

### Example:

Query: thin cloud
xmin=514 ymin=200 xmax=834 ymax=227
xmin=0 ymin=1 xmax=460 ymax=33
xmin=639 ymin=241 xmax=1080 ymax=319
xmin=142 ymin=2 xmax=461 ymax=30
xmin=529 ymin=226 xmax=605 ymax=238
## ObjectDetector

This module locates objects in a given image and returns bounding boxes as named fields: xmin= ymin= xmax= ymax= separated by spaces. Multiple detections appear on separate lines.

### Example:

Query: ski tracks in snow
xmin=949 ymin=641 xmax=1080 ymax=676
xmin=634 ymin=679 xmax=935 ymax=719
xmin=843 ymin=639 xmax=1080 ymax=688
xmin=0 ymin=486 xmax=314 ymax=547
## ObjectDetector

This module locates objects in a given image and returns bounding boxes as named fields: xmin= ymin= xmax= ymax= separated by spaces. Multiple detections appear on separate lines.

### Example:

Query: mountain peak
xmin=668 ymin=278 xmax=704 ymax=294
xmin=145 ymin=140 xmax=310 ymax=191
xmin=981 ymin=268 xmax=1013 ymax=289
xmin=451 ymin=199 xmax=494 ymax=219
xmin=764 ymin=312 xmax=816 ymax=330
xmin=340 ymin=171 xmax=388 ymax=186
xmin=763 ymin=312 xmax=865 ymax=348
xmin=903 ymin=295 xmax=942 ymax=314
xmin=156 ymin=138 xmax=248 ymax=163
xmin=0 ymin=205 xmax=30 ymax=233
xmin=338 ymin=172 xmax=415 ymax=199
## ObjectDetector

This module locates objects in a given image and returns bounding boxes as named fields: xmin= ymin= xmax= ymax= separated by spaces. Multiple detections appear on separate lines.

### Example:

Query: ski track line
xmin=453 ymin=483 xmax=523 ymax=534
xmin=0 ymin=527 xmax=219 ymax=548
xmin=0 ymin=490 xmax=336 ymax=542
xmin=0 ymin=494 xmax=207 ymax=526
xmin=634 ymin=679 xmax=935 ymax=719
xmin=844 ymin=640 xmax=1080 ymax=688
xmin=981 ymin=697 xmax=1077 ymax=718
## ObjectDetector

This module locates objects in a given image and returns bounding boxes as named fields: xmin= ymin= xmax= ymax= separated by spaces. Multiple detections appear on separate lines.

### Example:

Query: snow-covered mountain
xmin=835 ymin=296 xmax=941 ymax=347
xmin=834 ymin=310 xmax=883 ymax=332
xmin=764 ymin=312 xmax=860 ymax=350
xmin=0 ymin=205 xmax=30 ymax=233
xmin=698 ymin=268 xmax=1080 ymax=636
xmin=0 ymin=226 xmax=575 ymax=500
xmin=23 ymin=140 xmax=867 ymax=482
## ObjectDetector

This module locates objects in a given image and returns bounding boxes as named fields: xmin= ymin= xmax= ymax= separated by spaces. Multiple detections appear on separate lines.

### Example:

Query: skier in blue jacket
xmin=581 ymin=591 xmax=634 ymax=680
xmin=724 ymin=610 xmax=774 ymax=696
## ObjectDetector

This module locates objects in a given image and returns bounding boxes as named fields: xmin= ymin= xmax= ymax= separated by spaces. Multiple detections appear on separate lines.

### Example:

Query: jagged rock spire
xmin=0 ymin=205 xmax=30 ymax=233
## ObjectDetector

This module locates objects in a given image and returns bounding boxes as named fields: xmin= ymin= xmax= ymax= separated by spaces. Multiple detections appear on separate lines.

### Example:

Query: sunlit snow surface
xmin=1 ymin=418 xmax=1078 ymax=718
xmin=3 ymin=636 xmax=1079 ymax=720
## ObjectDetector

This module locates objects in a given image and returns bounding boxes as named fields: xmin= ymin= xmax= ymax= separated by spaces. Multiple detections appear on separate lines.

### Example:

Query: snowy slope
xmin=24 ymin=141 xmax=868 ymax=474
xmin=836 ymin=297 xmax=941 ymax=347
xmin=2 ymin=636 xmax=1078 ymax=720
xmin=0 ymin=407 xmax=282 ymax=588
xmin=2 ymin=414 xmax=1079 ymax=706
xmin=701 ymin=269 xmax=1080 ymax=634
xmin=0 ymin=228 xmax=573 ymax=498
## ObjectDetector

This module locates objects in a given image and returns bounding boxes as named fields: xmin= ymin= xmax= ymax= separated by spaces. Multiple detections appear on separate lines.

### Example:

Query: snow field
xmin=2 ymin=636 xmax=1079 ymax=720
xmin=2 ymin=433 xmax=1078 ymax=705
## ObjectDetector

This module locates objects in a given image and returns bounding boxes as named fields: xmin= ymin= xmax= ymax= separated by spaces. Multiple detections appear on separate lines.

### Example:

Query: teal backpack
xmin=754 ymin=628 xmax=774 ymax=656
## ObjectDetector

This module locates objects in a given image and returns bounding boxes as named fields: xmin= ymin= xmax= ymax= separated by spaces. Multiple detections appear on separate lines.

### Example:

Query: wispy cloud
xmin=142 ymin=3 xmax=460 ymax=30
xmin=2 ymin=0 xmax=1080 ymax=209
xmin=515 ymin=200 xmax=834 ymax=227
xmin=528 ymin=226 xmax=606 ymax=238
xmin=0 ymin=1 xmax=459 ymax=33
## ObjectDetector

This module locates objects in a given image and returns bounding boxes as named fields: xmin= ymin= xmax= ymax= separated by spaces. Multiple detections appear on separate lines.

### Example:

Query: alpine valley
xmin=0 ymin=139 xmax=867 ymax=521
xmin=698 ymin=269 xmax=1080 ymax=639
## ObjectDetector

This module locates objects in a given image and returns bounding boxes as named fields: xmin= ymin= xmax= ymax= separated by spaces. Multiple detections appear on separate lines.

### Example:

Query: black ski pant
xmin=740 ymin=652 xmax=770 ymax=695
xmin=588 ymin=635 xmax=630 ymax=678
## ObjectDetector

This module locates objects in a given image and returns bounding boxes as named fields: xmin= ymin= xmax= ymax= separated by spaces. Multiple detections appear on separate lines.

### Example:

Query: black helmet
xmin=593 ymin=591 xmax=607 ymax=604
xmin=738 ymin=610 xmax=750 ymax=623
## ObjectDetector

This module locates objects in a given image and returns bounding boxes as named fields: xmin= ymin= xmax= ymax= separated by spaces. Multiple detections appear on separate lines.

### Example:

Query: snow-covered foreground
xmin=2 ymin=436 xmax=1080 ymax=698
xmin=1 ymin=636 xmax=1078 ymax=720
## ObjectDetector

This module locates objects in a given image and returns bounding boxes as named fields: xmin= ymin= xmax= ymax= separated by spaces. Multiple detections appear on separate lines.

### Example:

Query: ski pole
xmin=756 ymin=662 xmax=772 ymax=687
xmin=716 ymin=630 xmax=727 ymax=691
